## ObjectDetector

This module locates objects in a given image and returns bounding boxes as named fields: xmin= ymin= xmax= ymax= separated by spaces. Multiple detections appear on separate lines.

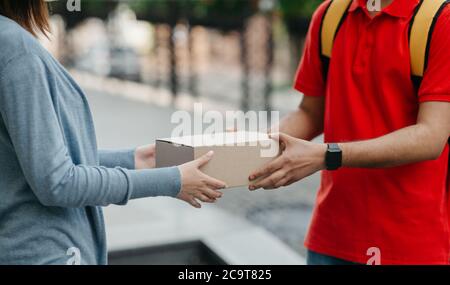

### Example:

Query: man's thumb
xmin=269 ymin=132 xmax=291 ymax=145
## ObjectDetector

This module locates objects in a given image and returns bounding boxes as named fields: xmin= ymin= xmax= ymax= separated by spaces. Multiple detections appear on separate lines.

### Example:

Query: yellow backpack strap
xmin=321 ymin=0 xmax=353 ymax=59
xmin=410 ymin=0 xmax=449 ymax=80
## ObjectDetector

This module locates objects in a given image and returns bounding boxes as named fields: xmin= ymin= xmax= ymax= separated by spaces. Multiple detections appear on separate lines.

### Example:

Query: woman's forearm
xmin=98 ymin=148 xmax=136 ymax=169
xmin=36 ymin=165 xmax=181 ymax=208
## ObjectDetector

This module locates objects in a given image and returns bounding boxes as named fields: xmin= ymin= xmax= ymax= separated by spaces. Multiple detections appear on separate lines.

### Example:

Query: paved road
xmin=86 ymin=89 xmax=320 ymax=256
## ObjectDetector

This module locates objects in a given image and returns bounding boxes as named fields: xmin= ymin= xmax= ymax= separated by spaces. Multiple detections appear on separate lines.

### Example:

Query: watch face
xmin=328 ymin=144 xmax=341 ymax=153
xmin=326 ymin=144 xmax=342 ymax=171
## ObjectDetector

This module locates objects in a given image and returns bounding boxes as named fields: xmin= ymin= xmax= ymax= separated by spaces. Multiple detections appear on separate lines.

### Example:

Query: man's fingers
xmin=249 ymin=175 xmax=274 ymax=190
xmin=195 ymin=151 xmax=214 ymax=168
xmin=250 ymin=169 xmax=286 ymax=190
xmin=283 ymin=179 xmax=296 ymax=187
xmin=249 ymin=156 xmax=284 ymax=181
xmin=274 ymin=176 xmax=291 ymax=189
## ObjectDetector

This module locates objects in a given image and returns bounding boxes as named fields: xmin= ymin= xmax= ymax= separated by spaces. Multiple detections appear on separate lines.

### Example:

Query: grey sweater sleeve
xmin=98 ymin=148 xmax=136 ymax=169
xmin=0 ymin=53 xmax=181 ymax=208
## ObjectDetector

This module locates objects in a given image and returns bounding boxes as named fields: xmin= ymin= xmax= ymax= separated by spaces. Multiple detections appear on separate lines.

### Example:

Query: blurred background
xmin=43 ymin=0 xmax=324 ymax=265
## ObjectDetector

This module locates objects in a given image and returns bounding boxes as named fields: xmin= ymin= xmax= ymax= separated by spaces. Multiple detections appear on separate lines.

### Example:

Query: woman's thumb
xmin=196 ymin=151 xmax=214 ymax=167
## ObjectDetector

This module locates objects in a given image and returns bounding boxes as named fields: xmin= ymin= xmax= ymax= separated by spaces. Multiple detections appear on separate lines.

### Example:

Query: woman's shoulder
xmin=0 ymin=15 xmax=46 ymax=71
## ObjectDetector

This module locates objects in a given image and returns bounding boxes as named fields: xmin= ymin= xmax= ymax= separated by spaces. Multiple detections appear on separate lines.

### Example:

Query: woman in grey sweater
xmin=0 ymin=0 xmax=225 ymax=264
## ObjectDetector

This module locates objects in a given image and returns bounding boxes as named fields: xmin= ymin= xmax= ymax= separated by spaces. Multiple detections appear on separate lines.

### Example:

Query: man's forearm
xmin=249 ymin=101 xmax=450 ymax=190
xmin=339 ymin=123 xmax=448 ymax=168
xmin=278 ymin=110 xmax=322 ymax=141
xmin=277 ymin=96 xmax=325 ymax=141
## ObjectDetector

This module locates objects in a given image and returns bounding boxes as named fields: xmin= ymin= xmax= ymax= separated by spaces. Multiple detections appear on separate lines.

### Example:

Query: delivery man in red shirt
xmin=249 ymin=0 xmax=450 ymax=265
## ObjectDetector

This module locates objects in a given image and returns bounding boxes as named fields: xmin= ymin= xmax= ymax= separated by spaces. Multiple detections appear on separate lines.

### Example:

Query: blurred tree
xmin=51 ymin=0 xmax=322 ymax=32
xmin=278 ymin=0 xmax=323 ymax=77
xmin=278 ymin=0 xmax=322 ymax=36
xmin=278 ymin=0 xmax=323 ymax=19
xmin=130 ymin=0 xmax=258 ymax=30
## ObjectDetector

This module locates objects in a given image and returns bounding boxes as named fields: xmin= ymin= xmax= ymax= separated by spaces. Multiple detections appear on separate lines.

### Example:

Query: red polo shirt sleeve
xmin=294 ymin=1 xmax=330 ymax=97
xmin=418 ymin=6 xmax=450 ymax=103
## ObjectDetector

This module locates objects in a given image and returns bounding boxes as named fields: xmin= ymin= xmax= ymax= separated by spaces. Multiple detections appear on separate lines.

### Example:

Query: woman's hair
xmin=0 ymin=0 xmax=50 ymax=37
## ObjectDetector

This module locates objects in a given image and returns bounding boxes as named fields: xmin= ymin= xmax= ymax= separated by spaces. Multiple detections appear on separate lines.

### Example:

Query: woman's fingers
xmin=178 ymin=150 xmax=227 ymax=209
xmin=201 ymin=187 xmax=223 ymax=199
xmin=195 ymin=193 xmax=216 ymax=203
xmin=189 ymin=198 xmax=202 ymax=208
xmin=191 ymin=185 xmax=223 ymax=205
xmin=202 ymin=174 xmax=227 ymax=190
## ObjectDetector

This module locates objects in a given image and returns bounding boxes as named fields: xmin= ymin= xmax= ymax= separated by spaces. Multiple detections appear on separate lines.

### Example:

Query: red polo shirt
xmin=295 ymin=0 xmax=450 ymax=264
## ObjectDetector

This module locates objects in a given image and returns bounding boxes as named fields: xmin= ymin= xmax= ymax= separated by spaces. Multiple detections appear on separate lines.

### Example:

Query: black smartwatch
xmin=325 ymin=143 xmax=342 ymax=171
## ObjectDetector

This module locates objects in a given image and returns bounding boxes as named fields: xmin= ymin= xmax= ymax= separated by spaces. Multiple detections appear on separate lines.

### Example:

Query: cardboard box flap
xmin=157 ymin=131 xmax=270 ymax=147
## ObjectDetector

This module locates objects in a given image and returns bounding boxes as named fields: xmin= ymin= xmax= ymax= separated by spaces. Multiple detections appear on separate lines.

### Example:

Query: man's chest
xmin=331 ymin=14 xmax=413 ymax=82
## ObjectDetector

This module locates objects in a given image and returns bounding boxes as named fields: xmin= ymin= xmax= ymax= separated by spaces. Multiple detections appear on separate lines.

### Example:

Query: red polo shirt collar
xmin=349 ymin=0 xmax=419 ymax=18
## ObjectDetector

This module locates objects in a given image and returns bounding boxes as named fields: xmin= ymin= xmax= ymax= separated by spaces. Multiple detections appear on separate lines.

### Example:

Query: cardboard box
xmin=156 ymin=132 xmax=279 ymax=188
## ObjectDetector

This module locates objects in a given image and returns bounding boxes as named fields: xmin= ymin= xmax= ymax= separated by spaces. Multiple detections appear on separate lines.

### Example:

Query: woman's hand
xmin=135 ymin=144 xmax=156 ymax=170
xmin=177 ymin=151 xmax=227 ymax=208
xmin=248 ymin=133 xmax=327 ymax=190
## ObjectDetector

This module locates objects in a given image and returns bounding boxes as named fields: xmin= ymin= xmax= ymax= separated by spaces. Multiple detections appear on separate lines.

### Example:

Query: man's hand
xmin=135 ymin=144 xmax=156 ymax=169
xmin=248 ymin=133 xmax=327 ymax=190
